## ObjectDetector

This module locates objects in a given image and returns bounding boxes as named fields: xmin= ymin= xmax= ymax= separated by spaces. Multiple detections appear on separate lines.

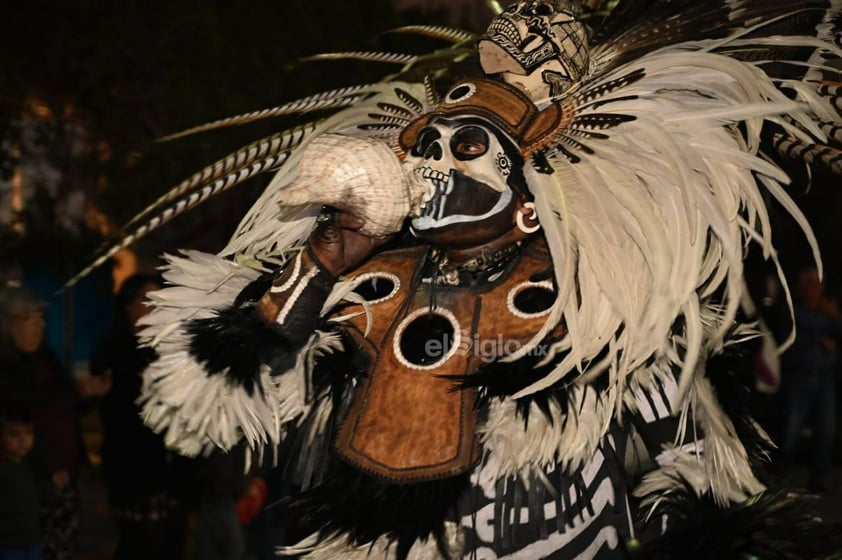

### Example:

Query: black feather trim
xmin=638 ymin=484 xmax=842 ymax=560
xmin=705 ymin=341 xmax=775 ymax=474
xmin=283 ymin=457 xmax=469 ymax=560
xmin=455 ymin=341 xmax=616 ymax=427
xmin=592 ymin=0 xmax=835 ymax=77
xmin=233 ymin=270 xmax=276 ymax=306
xmin=185 ymin=304 xmax=298 ymax=396
xmin=451 ymin=347 xmax=581 ymax=429
xmin=285 ymin=334 xmax=368 ymax=490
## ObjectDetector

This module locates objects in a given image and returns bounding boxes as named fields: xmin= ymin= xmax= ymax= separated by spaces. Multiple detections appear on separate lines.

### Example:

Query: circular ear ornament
xmin=496 ymin=152 xmax=512 ymax=177
xmin=516 ymin=201 xmax=541 ymax=234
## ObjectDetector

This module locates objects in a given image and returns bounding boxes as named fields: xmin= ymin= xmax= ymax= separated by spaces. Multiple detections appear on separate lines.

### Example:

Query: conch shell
xmin=279 ymin=134 xmax=425 ymax=237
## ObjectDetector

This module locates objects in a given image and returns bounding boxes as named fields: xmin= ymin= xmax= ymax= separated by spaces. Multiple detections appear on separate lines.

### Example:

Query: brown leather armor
xmin=334 ymin=240 xmax=556 ymax=483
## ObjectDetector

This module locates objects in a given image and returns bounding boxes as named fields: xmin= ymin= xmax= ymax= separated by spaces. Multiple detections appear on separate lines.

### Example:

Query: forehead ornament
xmin=399 ymin=78 xmax=570 ymax=157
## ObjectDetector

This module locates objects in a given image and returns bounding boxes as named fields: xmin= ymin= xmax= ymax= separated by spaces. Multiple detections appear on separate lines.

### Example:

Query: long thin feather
xmin=300 ymin=51 xmax=416 ymax=65
xmin=772 ymin=131 xmax=842 ymax=174
xmin=156 ymin=85 xmax=374 ymax=143
xmin=122 ymin=122 xmax=319 ymax=233
xmin=65 ymin=149 xmax=293 ymax=288
xmin=385 ymin=25 xmax=475 ymax=44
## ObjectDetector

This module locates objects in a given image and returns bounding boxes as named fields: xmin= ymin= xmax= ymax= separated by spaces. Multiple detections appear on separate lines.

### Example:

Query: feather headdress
xmin=71 ymin=1 xmax=842 ymax=469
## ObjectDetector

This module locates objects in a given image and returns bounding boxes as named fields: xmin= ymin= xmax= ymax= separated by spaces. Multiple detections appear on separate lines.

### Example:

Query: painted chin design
xmin=410 ymin=167 xmax=512 ymax=231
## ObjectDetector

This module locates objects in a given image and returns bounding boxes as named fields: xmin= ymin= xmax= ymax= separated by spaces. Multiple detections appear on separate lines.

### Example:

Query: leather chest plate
xmin=333 ymin=242 xmax=555 ymax=482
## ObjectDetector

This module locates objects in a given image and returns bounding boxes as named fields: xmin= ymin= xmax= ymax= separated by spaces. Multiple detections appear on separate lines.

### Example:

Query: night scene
xmin=1 ymin=1 xmax=842 ymax=559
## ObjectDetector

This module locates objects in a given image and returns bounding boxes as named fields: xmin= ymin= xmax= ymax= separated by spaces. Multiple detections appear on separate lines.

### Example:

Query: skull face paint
xmin=405 ymin=117 xmax=523 ymax=248
xmin=479 ymin=0 xmax=589 ymax=104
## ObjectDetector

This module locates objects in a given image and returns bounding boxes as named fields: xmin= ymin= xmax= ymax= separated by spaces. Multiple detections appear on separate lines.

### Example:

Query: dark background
xmin=0 ymin=0 xmax=487 ymax=361
xmin=0 ymin=0 xmax=487 ymax=274
xmin=1 ymin=0 xmax=840 ymax=352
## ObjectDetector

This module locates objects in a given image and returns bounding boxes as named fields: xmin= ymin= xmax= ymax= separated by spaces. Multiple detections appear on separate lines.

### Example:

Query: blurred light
xmin=84 ymin=200 xmax=115 ymax=237
xmin=11 ymin=161 xmax=24 ymax=234
xmin=24 ymin=96 xmax=53 ymax=120
xmin=112 ymin=248 xmax=139 ymax=294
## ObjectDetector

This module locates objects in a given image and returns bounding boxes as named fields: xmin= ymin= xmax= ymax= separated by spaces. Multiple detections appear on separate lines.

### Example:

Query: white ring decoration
xmin=516 ymin=201 xmax=541 ymax=234
xmin=444 ymin=82 xmax=477 ymax=104
xmin=347 ymin=271 xmax=401 ymax=304
xmin=393 ymin=306 xmax=462 ymax=370
xmin=507 ymin=280 xmax=556 ymax=319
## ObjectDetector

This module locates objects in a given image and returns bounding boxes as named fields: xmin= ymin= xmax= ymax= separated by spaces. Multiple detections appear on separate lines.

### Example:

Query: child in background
xmin=0 ymin=401 xmax=41 ymax=560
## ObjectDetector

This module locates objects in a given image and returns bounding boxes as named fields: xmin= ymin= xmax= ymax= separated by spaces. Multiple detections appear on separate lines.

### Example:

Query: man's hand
xmin=309 ymin=211 xmax=392 ymax=277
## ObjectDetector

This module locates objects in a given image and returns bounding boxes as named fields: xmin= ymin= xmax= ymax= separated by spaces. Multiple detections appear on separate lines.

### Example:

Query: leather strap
xmin=256 ymin=249 xmax=336 ymax=343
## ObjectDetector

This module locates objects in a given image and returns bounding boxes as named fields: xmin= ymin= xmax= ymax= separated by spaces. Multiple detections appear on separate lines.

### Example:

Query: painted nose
xmin=424 ymin=141 xmax=442 ymax=161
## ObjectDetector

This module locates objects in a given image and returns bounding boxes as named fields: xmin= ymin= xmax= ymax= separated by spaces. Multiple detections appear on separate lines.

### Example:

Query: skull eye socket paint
xmin=451 ymin=126 xmax=489 ymax=161
xmin=412 ymin=127 xmax=442 ymax=158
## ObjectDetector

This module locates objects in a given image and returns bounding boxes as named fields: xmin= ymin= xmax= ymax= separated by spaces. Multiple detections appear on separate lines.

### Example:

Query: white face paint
xmin=479 ymin=0 xmax=589 ymax=103
xmin=404 ymin=118 xmax=518 ymax=234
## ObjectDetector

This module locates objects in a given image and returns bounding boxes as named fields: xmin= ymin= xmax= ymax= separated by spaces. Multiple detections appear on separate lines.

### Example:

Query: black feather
xmin=233 ymin=270 xmax=276 ymax=306
xmin=285 ymin=333 xmax=368 ymax=491
xmin=283 ymin=457 xmax=469 ymax=560
xmin=572 ymin=112 xmax=637 ymax=130
xmin=705 ymin=341 xmax=776 ymax=475
xmin=454 ymin=333 xmax=618 ymax=427
xmin=453 ymin=346 xmax=573 ymax=426
xmin=186 ymin=304 xmax=298 ymax=396
xmin=638 ymin=485 xmax=842 ymax=560
xmin=592 ymin=0 xmax=837 ymax=78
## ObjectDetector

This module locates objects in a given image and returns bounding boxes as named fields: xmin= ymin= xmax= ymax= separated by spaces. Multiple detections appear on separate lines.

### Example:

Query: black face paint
xmin=412 ymin=127 xmax=442 ymax=158
xmin=451 ymin=126 xmax=489 ymax=161
xmin=418 ymin=170 xmax=503 ymax=222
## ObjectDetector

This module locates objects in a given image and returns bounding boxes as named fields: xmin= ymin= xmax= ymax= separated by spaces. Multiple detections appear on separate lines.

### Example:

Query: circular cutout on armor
xmin=508 ymin=281 xmax=555 ymax=318
xmin=394 ymin=307 xmax=461 ymax=370
xmin=444 ymin=82 xmax=477 ymax=104
xmin=350 ymin=272 xmax=400 ymax=304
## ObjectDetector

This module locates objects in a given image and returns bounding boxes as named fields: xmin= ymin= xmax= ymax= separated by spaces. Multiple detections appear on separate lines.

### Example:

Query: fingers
xmin=313 ymin=211 xmax=368 ymax=251
xmin=310 ymin=207 xmax=393 ymax=275
xmin=318 ymin=208 xmax=365 ymax=231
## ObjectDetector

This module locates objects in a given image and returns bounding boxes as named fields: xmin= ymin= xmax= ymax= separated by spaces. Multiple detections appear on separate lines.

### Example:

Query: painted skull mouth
xmin=411 ymin=166 xmax=509 ymax=231
xmin=415 ymin=167 xmax=454 ymax=221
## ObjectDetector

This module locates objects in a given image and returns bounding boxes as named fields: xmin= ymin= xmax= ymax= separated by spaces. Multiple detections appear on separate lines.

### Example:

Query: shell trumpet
xmin=279 ymin=134 xmax=425 ymax=237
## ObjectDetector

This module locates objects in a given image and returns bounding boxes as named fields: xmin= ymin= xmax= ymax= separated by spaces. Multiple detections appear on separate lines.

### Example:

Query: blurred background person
xmin=0 ymin=284 xmax=93 ymax=560
xmin=90 ymin=273 xmax=189 ymax=560
xmin=0 ymin=401 xmax=41 ymax=560
xmin=193 ymin=444 xmax=253 ymax=560
xmin=779 ymin=267 xmax=842 ymax=491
